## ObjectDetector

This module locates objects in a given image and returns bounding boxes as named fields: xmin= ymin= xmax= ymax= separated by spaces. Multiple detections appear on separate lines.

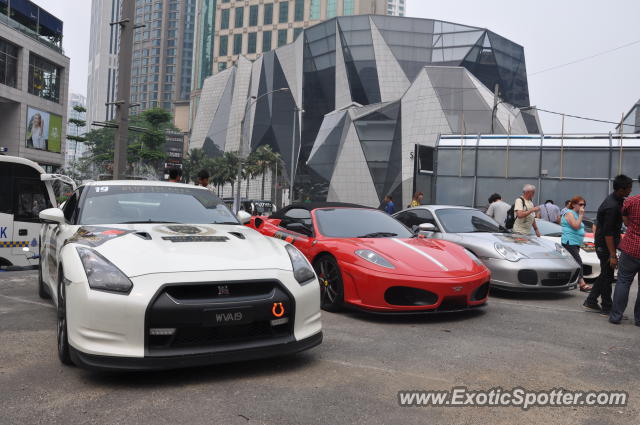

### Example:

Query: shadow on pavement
xmin=489 ymin=287 xmax=577 ymax=301
xmin=337 ymin=307 xmax=487 ymax=325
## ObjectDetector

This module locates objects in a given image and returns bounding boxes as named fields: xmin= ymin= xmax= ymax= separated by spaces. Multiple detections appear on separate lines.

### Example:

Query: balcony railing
xmin=0 ymin=12 xmax=63 ymax=54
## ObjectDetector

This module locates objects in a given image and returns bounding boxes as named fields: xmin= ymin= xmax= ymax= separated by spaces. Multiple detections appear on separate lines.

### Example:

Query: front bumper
xmin=338 ymin=261 xmax=491 ymax=313
xmin=482 ymin=257 xmax=580 ymax=292
xmin=69 ymin=331 xmax=322 ymax=371
xmin=63 ymin=268 xmax=321 ymax=362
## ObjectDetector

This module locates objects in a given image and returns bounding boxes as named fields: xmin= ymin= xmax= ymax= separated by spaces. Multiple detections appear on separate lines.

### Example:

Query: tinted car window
xmin=14 ymin=178 xmax=52 ymax=222
xmin=281 ymin=208 xmax=312 ymax=227
xmin=435 ymin=208 xmax=501 ymax=233
xmin=79 ymin=185 xmax=239 ymax=225
xmin=315 ymin=208 xmax=413 ymax=238
xmin=63 ymin=192 xmax=78 ymax=223
xmin=396 ymin=209 xmax=436 ymax=228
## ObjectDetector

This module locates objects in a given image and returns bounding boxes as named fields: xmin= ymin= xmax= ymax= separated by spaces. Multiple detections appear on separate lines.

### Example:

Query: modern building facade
xmin=87 ymin=0 xmax=196 ymax=126
xmin=191 ymin=0 xmax=387 ymax=99
xmin=191 ymin=14 xmax=536 ymax=206
xmin=618 ymin=99 xmax=640 ymax=134
xmin=0 ymin=0 xmax=69 ymax=170
xmin=65 ymin=93 xmax=88 ymax=167
xmin=386 ymin=0 xmax=405 ymax=16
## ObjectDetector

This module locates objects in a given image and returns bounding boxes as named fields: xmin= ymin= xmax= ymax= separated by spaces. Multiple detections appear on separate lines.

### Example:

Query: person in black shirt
xmin=584 ymin=175 xmax=633 ymax=314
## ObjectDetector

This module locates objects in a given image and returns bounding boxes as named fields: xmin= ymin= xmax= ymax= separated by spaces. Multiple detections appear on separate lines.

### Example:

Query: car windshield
xmin=435 ymin=208 xmax=502 ymax=233
xmin=315 ymin=208 xmax=413 ymax=238
xmin=533 ymin=219 xmax=563 ymax=237
xmin=78 ymin=185 xmax=239 ymax=225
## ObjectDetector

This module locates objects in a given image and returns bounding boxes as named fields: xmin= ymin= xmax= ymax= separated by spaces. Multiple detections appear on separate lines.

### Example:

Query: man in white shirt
xmin=485 ymin=193 xmax=511 ymax=227
xmin=513 ymin=184 xmax=541 ymax=236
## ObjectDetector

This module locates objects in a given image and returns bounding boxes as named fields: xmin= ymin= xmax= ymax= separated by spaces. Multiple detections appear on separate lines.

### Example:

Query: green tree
xmin=183 ymin=148 xmax=207 ymax=184
xmin=66 ymin=104 xmax=87 ymax=163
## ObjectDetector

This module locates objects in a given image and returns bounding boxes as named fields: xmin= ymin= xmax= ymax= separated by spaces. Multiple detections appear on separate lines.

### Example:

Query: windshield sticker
xmin=95 ymin=186 xmax=109 ymax=192
xmin=65 ymin=226 xmax=134 ymax=247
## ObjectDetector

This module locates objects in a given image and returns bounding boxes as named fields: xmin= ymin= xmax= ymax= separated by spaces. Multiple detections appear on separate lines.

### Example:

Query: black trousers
xmin=562 ymin=244 xmax=583 ymax=279
xmin=585 ymin=252 xmax=614 ymax=310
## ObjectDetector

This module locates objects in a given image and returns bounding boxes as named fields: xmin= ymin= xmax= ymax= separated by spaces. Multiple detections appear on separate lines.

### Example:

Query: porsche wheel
xmin=314 ymin=255 xmax=344 ymax=312
xmin=56 ymin=271 xmax=73 ymax=366
xmin=38 ymin=241 xmax=49 ymax=299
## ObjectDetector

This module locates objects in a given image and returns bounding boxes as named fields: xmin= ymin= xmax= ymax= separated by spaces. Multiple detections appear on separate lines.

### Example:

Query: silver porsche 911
xmin=393 ymin=206 xmax=580 ymax=292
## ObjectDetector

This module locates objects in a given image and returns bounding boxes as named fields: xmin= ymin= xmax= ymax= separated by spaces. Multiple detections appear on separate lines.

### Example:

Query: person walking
xmin=410 ymin=192 xmax=424 ymax=208
xmin=383 ymin=195 xmax=395 ymax=214
xmin=584 ymin=175 xmax=633 ymax=314
xmin=609 ymin=179 xmax=640 ymax=325
xmin=537 ymin=200 xmax=561 ymax=224
xmin=196 ymin=169 xmax=210 ymax=188
xmin=512 ymin=184 xmax=541 ymax=237
xmin=561 ymin=196 xmax=592 ymax=292
xmin=485 ymin=193 xmax=511 ymax=227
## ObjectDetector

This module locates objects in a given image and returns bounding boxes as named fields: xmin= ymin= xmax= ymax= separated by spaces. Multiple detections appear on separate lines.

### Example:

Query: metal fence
xmin=434 ymin=134 xmax=640 ymax=216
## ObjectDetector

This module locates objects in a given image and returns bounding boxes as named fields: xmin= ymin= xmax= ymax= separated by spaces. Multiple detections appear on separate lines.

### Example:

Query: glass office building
xmin=191 ymin=15 xmax=536 ymax=206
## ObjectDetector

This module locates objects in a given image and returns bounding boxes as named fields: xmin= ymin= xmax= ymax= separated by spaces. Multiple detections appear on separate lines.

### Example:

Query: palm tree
xmin=183 ymin=148 xmax=207 ymax=183
xmin=253 ymin=145 xmax=280 ymax=200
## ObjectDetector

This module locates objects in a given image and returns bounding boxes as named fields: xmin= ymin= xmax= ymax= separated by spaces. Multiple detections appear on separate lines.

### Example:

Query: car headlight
xmin=285 ymin=244 xmax=316 ymax=284
xmin=555 ymin=243 xmax=569 ymax=257
xmin=355 ymin=249 xmax=395 ymax=269
xmin=76 ymin=247 xmax=133 ymax=294
xmin=494 ymin=243 xmax=525 ymax=262
xmin=464 ymin=249 xmax=484 ymax=267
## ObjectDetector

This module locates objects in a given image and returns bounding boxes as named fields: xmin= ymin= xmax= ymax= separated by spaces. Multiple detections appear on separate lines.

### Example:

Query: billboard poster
xmin=26 ymin=106 xmax=62 ymax=153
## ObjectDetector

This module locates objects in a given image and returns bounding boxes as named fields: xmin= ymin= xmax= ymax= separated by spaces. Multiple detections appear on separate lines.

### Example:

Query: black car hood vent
xmin=161 ymin=236 xmax=229 ymax=243
xmin=228 ymin=232 xmax=246 ymax=240
xmin=134 ymin=232 xmax=152 ymax=240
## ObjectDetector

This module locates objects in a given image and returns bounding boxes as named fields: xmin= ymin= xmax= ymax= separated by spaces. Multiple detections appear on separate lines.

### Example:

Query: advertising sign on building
xmin=25 ymin=106 xmax=62 ymax=153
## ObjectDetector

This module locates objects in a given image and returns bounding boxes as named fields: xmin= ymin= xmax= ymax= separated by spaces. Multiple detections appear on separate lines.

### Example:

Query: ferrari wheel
xmin=56 ymin=271 xmax=73 ymax=366
xmin=314 ymin=255 xmax=344 ymax=312
xmin=38 ymin=241 xmax=49 ymax=300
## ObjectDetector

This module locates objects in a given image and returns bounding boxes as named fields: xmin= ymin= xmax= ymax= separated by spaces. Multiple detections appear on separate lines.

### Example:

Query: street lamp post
xmin=290 ymin=106 xmax=304 ymax=205
xmin=233 ymin=87 xmax=289 ymax=213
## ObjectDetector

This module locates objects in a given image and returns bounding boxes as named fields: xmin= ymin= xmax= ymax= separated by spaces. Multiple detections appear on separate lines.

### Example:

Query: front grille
xmin=146 ymin=280 xmax=294 ymax=353
xmin=518 ymin=270 xmax=538 ymax=285
xmin=384 ymin=286 xmax=438 ymax=306
xmin=438 ymin=296 xmax=468 ymax=311
xmin=471 ymin=282 xmax=490 ymax=301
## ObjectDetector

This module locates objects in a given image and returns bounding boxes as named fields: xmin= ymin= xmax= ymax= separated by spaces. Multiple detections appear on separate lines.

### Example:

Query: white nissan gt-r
xmin=38 ymin=181 xmax=322 ymax=371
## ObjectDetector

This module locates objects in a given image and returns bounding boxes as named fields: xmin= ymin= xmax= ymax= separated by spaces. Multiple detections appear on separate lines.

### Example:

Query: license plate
xmin=203 ymin=307 xmax=253 ymax=327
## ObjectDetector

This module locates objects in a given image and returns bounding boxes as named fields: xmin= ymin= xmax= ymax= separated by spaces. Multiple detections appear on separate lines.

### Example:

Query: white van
xmin=0 ymin=156 xmax=59 ymax=268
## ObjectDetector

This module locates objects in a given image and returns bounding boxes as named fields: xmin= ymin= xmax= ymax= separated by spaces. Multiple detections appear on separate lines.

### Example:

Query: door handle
xmin=18 ymin=229 xmax=28 ymax=236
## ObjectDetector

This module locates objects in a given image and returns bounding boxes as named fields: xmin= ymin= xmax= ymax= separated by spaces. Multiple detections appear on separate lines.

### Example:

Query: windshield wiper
xmin=117 ymin=220 xmax=182 ymax=224
xmin=357 ymin=232 xmax=398 ymax=238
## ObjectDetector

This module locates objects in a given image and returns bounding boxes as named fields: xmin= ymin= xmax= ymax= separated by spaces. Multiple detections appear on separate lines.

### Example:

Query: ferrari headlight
xmin=285 ymin=244 xmax=316 ymax=284
xmin=76 ymin=247 xmax=133 ymax=294
xmin=494 ymin=243 xmax=525 ymax=262
xmin=355 ymin=249 xmax=395 ymax=269
xmin=464 ymin=249 xmax=484 ymax=267
xmin=555 ymin=243 xmax=569 ymax=257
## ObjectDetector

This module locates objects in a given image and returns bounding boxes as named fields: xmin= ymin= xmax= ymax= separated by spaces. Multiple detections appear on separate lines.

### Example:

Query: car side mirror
xmin=286 ymin=222 xmax=312 ymax=236
xmin=40 ymin=208 xmax=65 ymax=225
xmin=419 ymin=223 xmax=436 ymax=232
xmin=237 ymin=210 xmax=252 ymax=224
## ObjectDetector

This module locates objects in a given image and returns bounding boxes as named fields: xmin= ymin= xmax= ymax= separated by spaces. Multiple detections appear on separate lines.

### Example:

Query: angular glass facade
xmin=193 ymin=15 xmax=534 ymax=206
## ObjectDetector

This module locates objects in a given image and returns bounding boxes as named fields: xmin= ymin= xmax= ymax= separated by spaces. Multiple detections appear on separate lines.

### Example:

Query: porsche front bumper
xmin=64 ymin=269 xmax=322 ymax=370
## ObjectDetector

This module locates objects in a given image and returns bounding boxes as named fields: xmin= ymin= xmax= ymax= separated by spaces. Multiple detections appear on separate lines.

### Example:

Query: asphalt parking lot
xmin=1 ymin=270 xmax=638 ymax=425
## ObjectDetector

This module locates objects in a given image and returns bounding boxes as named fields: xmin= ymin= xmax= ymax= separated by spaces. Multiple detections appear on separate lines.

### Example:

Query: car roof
xmin=406 ymin=205 xmax=477 ymax=211
xmin=83 ymin=180 xmax=209 ymax=190
xmin=271 ymin=202 xmax=370 ymax=219
xmin=0 ymin=155 xmax=46 ymax=174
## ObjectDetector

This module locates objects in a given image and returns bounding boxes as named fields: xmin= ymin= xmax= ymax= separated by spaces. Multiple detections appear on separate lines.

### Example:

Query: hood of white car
xmin=66 ymin=223 xmax=292 ymax=277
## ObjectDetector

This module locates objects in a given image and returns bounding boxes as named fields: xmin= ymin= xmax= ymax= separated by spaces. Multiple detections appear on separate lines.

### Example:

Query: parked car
xmin=394 ymin=206 xmax=581 ymax=292
xmin=248 ymin=203 xmax=491 ymax=313
xmin=38 ymin=181 xmax=322 ymax=370
xmin=534 ymin=219 xmax=600 ymax=282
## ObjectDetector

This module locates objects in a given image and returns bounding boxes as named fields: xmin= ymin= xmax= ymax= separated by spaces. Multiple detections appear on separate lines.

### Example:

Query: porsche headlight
xmin=555 ymin=243 xmax=569 ymax=257
xmin=355 ymin=249 xmax=395 ymax=269
xmin=285 ymin=244 xmax=316 ymax=284
xmin=464 ymin=249 xmax=484 ymax=267
xmin=494 ymin=243 xmax=525 ymax=262
xmin=76 ymin=247 xmax=133 ymax=294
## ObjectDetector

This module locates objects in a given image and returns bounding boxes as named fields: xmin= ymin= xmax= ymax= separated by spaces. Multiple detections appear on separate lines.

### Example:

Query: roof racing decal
xmin=64 ymin=227 xmax=135 ymax=247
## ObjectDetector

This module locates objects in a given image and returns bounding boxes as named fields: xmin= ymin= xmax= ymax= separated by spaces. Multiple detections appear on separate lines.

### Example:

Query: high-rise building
xmin=190 ymin=0 xmax=387 ymax=99
xmin=0 ymin=0 xmax=69 ymax=171
xmin=386 ymin=0 xmax=405 ymax=16
xmin=65 ymin=93 xmax=88 ymax=167
xmin=87 ymin=0 xmax=196 ymax=127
